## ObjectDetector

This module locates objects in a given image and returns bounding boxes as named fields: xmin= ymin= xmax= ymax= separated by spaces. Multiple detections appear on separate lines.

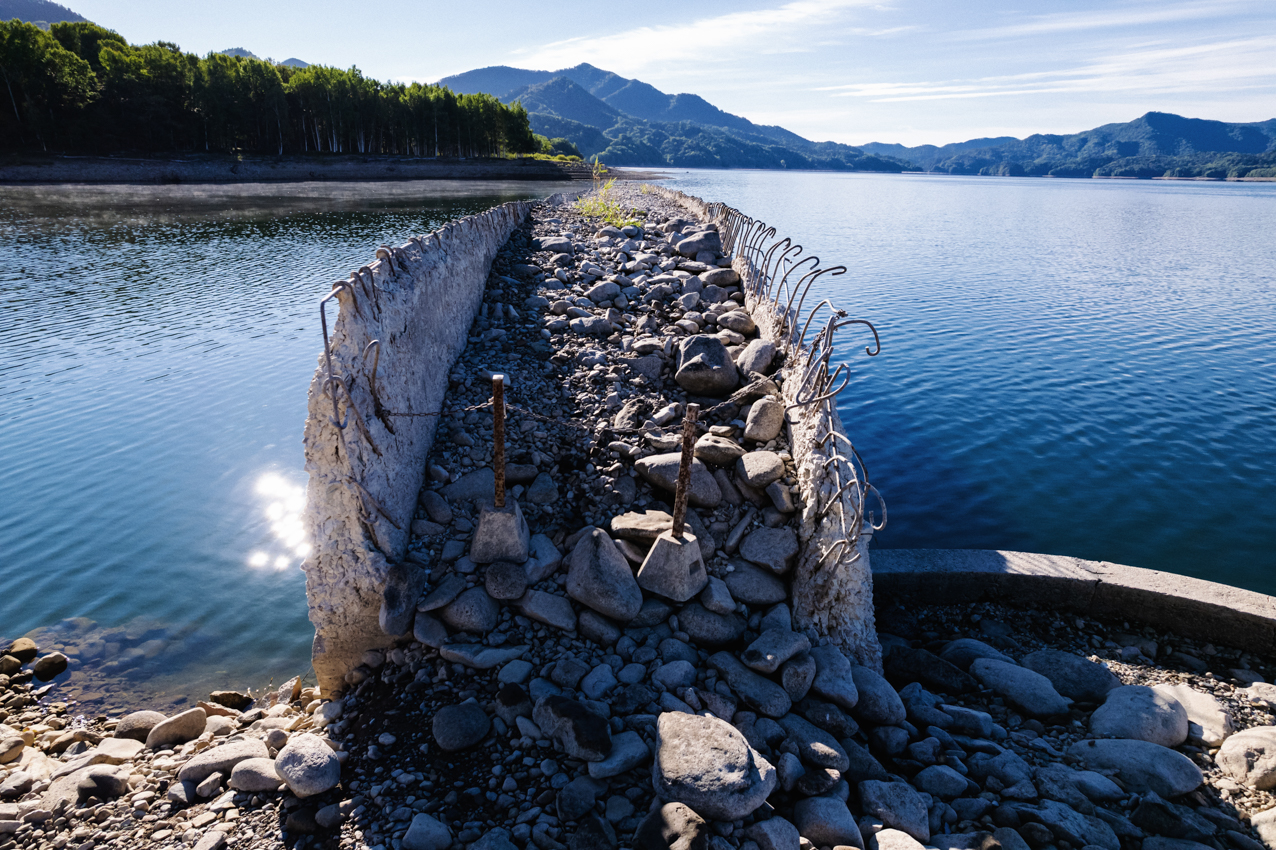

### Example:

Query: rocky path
xmin=6 ymin=185 xmax=1276 ymax=850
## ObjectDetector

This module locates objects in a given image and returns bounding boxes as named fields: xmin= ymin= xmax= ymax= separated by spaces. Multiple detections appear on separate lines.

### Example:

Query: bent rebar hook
xmin=320 ymin=283 xmax=353 ymax=429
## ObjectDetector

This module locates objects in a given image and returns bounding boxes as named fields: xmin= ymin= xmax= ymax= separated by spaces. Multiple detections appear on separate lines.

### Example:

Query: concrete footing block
xmin=637 ymin=530 xmax=708 ymax=602
xmin=471 ymin=501 xmax=530 ymax=564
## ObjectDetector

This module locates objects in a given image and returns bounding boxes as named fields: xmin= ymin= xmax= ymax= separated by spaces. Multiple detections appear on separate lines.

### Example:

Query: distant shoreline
xmin=0 ymin=154 xmax=598 ymax=185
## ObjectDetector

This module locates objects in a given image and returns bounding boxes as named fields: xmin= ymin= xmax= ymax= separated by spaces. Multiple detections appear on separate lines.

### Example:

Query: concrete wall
xmin=301 ymin=201 xmax=531 ymax=696
xmin=655 ymin=188 xmax=883 ymax=669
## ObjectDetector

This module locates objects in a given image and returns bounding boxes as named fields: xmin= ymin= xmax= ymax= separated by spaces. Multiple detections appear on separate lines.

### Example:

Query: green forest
xmin=0 ymin=19 xmax=542 ymax=157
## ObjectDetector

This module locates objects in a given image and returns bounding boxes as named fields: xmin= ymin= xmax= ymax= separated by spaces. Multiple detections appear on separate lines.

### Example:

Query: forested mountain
xmin=862 ymin=113 xmax=1276 ymax=179
xmin=0 ymin=0 xmax=84 ymax=26
xmin=0 ymin=19 xmax=539 ymax=157
xmin=440 ymin=63 xmax=902 ymax=171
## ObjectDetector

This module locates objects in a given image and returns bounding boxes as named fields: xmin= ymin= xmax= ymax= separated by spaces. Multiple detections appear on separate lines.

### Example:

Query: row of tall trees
xmin=0 ymin=20 xmax=539 ymax=156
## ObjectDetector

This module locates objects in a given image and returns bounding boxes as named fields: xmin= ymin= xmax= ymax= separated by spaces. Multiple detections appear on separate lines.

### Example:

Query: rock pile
xmin=8 ymin=184 xmax=1276 ymax=850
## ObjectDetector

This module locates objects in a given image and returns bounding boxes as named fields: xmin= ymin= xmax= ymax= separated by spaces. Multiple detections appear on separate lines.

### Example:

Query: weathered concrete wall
xmin=655 ymin=187 xmax=882 ymax=669
xmin=302 ymin=201 xmax=531 ymax=696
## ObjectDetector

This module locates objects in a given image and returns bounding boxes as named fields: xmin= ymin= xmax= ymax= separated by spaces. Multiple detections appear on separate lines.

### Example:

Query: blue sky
xmin=71 ymin=0 xmax=1276 ymax=147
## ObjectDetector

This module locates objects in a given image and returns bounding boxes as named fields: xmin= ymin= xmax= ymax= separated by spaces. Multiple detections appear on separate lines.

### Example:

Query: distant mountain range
xmin=859 ymin=112 xmax=1276 ymax=179
xmin=0 ymin=0 xmax=84 ymax=26
xmin=221 ymin=47 xmax=308 ymax=68
xmin=439 ymin=64 xmax=902 ymax=172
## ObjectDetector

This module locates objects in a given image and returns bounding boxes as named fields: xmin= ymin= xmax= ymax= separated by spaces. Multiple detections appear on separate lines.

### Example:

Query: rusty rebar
xmin=492 ymin=375 xmax=506 ymax=508
xmin=671 ymin=403 xmax=700 ymax=539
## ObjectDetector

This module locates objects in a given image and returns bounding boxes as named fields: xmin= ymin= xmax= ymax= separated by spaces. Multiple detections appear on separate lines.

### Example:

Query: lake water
xmin=652 ymin=170 xmax=1276 ymax=594
xmin=4 ymin=171 xmax=1275 ymax=711
xmin=0 ymin=180 xmax=575 ymax=711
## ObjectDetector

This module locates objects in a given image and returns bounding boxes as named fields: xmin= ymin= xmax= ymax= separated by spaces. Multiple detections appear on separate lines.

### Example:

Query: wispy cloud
xmin=946 ymin=1 xmax=1253 ymax=41
xmin=820 ymin=35 xmax=1276 ymax=102
xmin=511 ymin=0 xmax=882 ymax=75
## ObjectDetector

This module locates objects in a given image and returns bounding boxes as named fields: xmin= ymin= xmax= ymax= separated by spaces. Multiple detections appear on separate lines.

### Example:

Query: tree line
xmin=0 ymin=19 xmax=540 ymax=157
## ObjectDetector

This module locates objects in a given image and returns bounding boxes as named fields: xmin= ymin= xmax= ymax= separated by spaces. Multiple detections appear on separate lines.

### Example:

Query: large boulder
xmin=970 ymin=658 xmax=1070 ymax=717
xmin=1021 ymin=649 xmax=1121 ymax=703
xmin=1217 ymin=726 xmax=1276 ymax=789
xmin=1066 ymin=738 xmax=1203 ymax=797
xmin=1152 ymin=683 xmax=1235 ymax=746
xmin=1090 ymin=685 xmax=1188 ymax=747
xmin=636 ymin=454 xmax=722 ymax=508
xmin=566 ymin=529 xmax=643 ymax=622
xmin=793 ymin=797 xmax=861 ymax=848
xmin=675 ymin=335 xmax=739 ymax=396
xmin=653 ymin=712 xmax=776 ymax=821
xmin=274 ymin=732 xmax=341 ymax=798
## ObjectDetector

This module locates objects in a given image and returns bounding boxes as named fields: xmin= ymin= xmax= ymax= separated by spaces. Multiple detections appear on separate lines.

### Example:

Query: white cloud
xmin=946 ymin=1 xmax=1253 ymax=40
xmin=820 ymin=35 xmax=1276 ymax=102
xmin=511 ymin=0 xmax=881 ymax=75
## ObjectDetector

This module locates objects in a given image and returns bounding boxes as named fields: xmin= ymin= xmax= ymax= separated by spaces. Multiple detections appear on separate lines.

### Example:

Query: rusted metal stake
xmin=492 ymin=375 xmax=506 ymax=509
xmin=671 ymin=403 xmax=699 ymax=539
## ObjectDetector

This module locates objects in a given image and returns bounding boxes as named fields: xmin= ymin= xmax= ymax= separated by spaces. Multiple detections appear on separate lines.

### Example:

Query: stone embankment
xmin=7 ymin=184 xmax=1276 ymax=850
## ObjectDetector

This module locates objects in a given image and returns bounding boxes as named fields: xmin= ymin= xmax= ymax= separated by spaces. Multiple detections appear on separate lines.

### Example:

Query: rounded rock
xmin=274 ymin=733 xmax=341 ymax=798
xmin=229 ymin=757 xmax=284 ymax=792
xmin=485 ymin=561 xmax=529 ymax=601
xmin=433 ymin=703 xmax=490 ymax=751
xmin=441 ymin=587 xmax=499 ymax=634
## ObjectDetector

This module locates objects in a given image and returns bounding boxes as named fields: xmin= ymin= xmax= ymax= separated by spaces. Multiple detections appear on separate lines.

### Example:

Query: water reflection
xmin=248 ymin=472 xmax=310 ymax=571
xmin=0 ymin=179 xmax=575 ymax=711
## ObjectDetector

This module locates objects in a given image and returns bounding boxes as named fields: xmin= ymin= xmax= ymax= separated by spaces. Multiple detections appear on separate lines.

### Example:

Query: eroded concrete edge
xmin=873 ymin=548 xmax=1276 ymax=653
xmin=302 ymin=201 xmax=532 ymax=696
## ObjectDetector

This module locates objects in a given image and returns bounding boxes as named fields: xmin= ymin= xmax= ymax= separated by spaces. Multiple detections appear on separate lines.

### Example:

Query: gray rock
xmin=579 ymin=611 xmax=621 ymax=646
xmin=939 ymin=704 xmax=993 ymax=737
xmin=558 ymin=774 xmax=607 ymax=820
xmin=850 ymin=665 xmax=906 ymax=725
xmin=580 ymin=664 xmax=618 ymax=700
xmin=634 ymin=802 xmax=710 ymax=850
xmin=778 ymin=714 xmax=849 ymax=770
xmin=274 ymin=732 xmax=340 ymax=798
xmin=536 ymin=236 xmax=573 ymax=254
xmin=418 ymin=573 xmax=466 ymax=611
xmin=1066 ymin=738 xmax=1203 ymax=797
xmin=939 ymin=638 xmax=1014 ymax=670
xmin=1153 ymin=683 xmax=1234 ymax=746
xmin=228 ymin=758 xmax=283 ymax=792
xmin=114 ymin=710 xmax=166 ymax=743
xmin=589 ymin=730 xmax=651 ymax=779
xmin=571 ymin=316 xmax=613 ymax=335
xmin=913 ymin=764 xmax=971 ymax=799
xmin=145 ymin=707 xmax=207 ymax=749
xmin=793 ymin=796 xmax=862 ymax=848
xmin=1217 ymin=726 xmax=1276 ymax=788
xmin=516 ymin=590 xmax=578 ymax=631
xmin=810 ymin=645 xmax=860 ymax=711
xmin=612 ymin=510 xmax=677 ymax=542
xmin=675 ymin=335 xmax=739 ymax=396
xmin=485 ymin=560 xmax=529 ymax=600
xmin=677 ymin=231 xmax=723 ymax=258
xmin=441 ymin=587 xmax=499 ymax=634
xmin=653 ymin=660 xmax=698 ymax=691
xmin=737 ymin=339 xmax=777 ymax=376
xmin=868 ymin=829 xmax=925 ymax=850
xmin=1021 ymin=649 xmax=1121 ymax=703
xmin=736 ymin=452 xmax=786 ymax=489
xmin=567 ymin=529 xmax=643 ymax=622
xmin=679 ymin=603 xmax=746 ymax=646
xmin=177 ymin=738 xmax=270 ymax=784
xmin=412 ymin=612 xmax=447 ymax=648
xmin=433 ymin=703 xmax=490 ymax=751
xmin=32 ymin=652 xmax=68 ymax=681
xmin=744 ymin=399 xmax=784 ymax=442
xmin=884 ymin=648 xmax=976 ymax=694
xmin=439 ymin=643 xmax=528 ymax=669
xmin=710 ymin=652 xmax=792 ymax=717
xmin=442 ymin=467 xmax=497 ymax=503
xmin=534 ymin=696 xmax=612 ymax=761
xmin=694 ymin=434 xmax=746 ymax=466
xmin=858 ymin=780 xmax=929 ymax=842
xmin=742 ymin=630 xmax=811 ymax=674
xmin=724 ymin=562 xmax=787 ymax=605
xmin=587 ymin=281 xmax=622 ymax=303
xmin=1091 ymin=685 xmax=1188 ymax=747
xmin=739 ymin=526 xmax=798 ymax=575
xmin=1032 ymin=799 xmax=1120 ymax=850
xmin=403 ymin=813 xmax=452 ymax=850
xmin=970 ymin=658 xmax=1070 ymax=717
xmin=717 ymin=310 xmax=756 ymax=334
xmin=700 ymin=576 xmax=736 ymax=614
xmin=745 ymin=816 xmax=800 ymax=850
xmin=636 ymin=453 xmax=722 ymax=508
xmin=528 ymin=473 xmax=560 ymax=505
xmin=653 ymin=711 xmax=776 ymax=821
xmin=419 ymin=489 xmax=453 ymax=524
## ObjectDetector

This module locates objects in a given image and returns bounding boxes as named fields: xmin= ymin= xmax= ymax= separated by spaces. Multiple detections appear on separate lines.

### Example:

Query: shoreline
xmin=0 ymin=154 xmax=596 ymax=186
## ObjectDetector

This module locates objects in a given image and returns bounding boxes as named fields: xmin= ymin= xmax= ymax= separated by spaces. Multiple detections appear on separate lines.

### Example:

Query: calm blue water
xmin=654 ymin=170 xmax=1276 ymax=593
xmin=0 ymin=180 xmax=574 ymax=709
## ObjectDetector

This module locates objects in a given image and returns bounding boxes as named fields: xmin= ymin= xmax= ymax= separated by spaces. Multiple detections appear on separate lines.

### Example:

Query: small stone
xmin=433 ymin=703 xmax=490 ymax=751
xmin=533 ymin=696 xmax=612 ymax=761
xmin=486 ymin=560 xmax=530 ymax=600
xmin=858 ymin=780 xmax=930 ymax=842
xmin=709 ymin=652 xmax=792 ymax=717
xmin=229 ymin=758 xmax=282 ymax=792
xmin=114 ymin=710 xmax=166 ymax=743
xmin=403 ymin=813 xmax=453 ymax=850
xmin=567 ymin=528 xmax=643 ymax=622
xmin=517 ymin=589 xmax=578 ymax=631
xmin=679 ymin=603 xmax=746 ymax=646
xmin=793 ymin=797 xmax=862 ymax=849
xmin=634 ymin=802 xmax=710 ymax=850
xmin=744 ymin=399 xmax=784 ymax=442
xmin=694 ymin=434 xmax=746 ymax=466
xmin=589 ymin=730 xmax=652 ymax=778
xmin=636 ymin=454 xmax=723 ymax=508
xmin=32 ymin=652 xmax=68 ymax=681
xmin=441 ymin=587 xmax=499 ymax=633
xmin=810 ymin=645 xmax=860 ymax=711
xmin=849 ymin=665 xmax=906 ymax=726
xmin=528 ymin=473 xmax=560 ymax=505
xmin=723 ymin=561 xmax=787 ymax=605
xmin=742 ymin=630 xmax=811 ymax=674
xmin=736 ymin=451 xmax=786 ymax=489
